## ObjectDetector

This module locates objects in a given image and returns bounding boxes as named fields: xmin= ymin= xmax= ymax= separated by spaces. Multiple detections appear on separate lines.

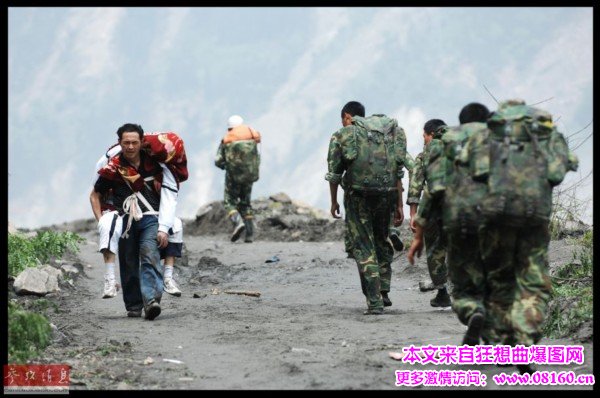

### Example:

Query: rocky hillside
xmin=25 ymin=192 xmax=349 ymax=243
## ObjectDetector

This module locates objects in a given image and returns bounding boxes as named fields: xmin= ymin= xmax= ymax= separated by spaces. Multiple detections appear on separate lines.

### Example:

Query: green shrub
xmin=8 ymin=234 xmax=40 ymax=276
xmin=543 ymin=230 xmax=593 ymax=339
xmin=8 ymin=301 xmax=53 ymax=363
xmin=8 ymin=231 xmax=84 ymax=276
xmin=32 ymin=230 xmax=84 ymax=263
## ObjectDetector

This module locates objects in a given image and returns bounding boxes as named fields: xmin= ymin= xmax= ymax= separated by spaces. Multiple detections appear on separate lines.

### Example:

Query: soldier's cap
xmin=228 ymin=115 xmax=244 ymax=128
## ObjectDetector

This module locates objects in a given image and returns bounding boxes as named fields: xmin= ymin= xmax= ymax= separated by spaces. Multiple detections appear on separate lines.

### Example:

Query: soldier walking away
xmin=215 ymin=115 xmax=261 ymax=243
xmin=408 ymin=102 xmax=490 ymax=345
xmin=469 ymin=99 xmax=577 ymax=373
xmin=406 ymin=119 xmax=452 ymax=307
xmin=409 ymin=100 xmax=578 ymax=375
xmin=326 ymin=101 xmax=407 ymax=315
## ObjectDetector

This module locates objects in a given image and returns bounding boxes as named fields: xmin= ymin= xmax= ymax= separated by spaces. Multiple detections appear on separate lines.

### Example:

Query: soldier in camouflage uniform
xmin=466 ymin=100 xmax=578 ymax=359
xmin=344 ymin=152 xmax=413 ymax=259
xmin=342 ymin=151 xmax=413 ymax=309
xmin=409 ymin=101 xmax=578 ymax=375
xmin=407 ymin=119 xmax=451 ymax=307
xmin=326 ymin=101 xmax=407 ymax=315
xmin=388 ymin=152 xmax=414 ymax=252
xmin=215 ymin=115 xmax=261 ymax=243
xmin=409 ymin=103 xmax=491 ymax=345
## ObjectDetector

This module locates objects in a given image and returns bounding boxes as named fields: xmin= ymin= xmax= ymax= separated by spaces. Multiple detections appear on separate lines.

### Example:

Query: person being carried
xmin=214 ymin=115 xmax=261 ymax=243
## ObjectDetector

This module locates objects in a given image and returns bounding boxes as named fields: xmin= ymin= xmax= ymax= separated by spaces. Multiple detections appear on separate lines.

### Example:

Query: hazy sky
xmin=8 ymin=7 xmax=593 ymax=229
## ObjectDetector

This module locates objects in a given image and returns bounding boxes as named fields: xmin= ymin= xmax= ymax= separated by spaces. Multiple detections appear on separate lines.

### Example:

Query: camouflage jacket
xmin=406 ymin=151 xmax=425 ymax=205
xmin=325 ymin=114 xmax=407 ymax=193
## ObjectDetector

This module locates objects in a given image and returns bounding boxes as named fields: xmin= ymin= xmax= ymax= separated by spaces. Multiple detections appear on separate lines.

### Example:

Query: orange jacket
xmin=222 ymin=125 xmax=261 ymax=144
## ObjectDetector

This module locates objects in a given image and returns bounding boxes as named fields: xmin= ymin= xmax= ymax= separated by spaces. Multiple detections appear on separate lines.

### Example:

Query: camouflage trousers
xmin=224 ymin=174 xmax=253 ymax=218
xmin=449 ymin=224 xmax=552 ymax=345
xmin=478 ymin=223 xmax=552 ymax=346
xmin=344 ymin=195 xmax=400 ymax=256
xmin=423 ymin=208 xmax=448 ymax=288
xmin=345 ymin=190 xmax=394 ymax=311
xmin=446 ymin=230 xmax=487 ymax=331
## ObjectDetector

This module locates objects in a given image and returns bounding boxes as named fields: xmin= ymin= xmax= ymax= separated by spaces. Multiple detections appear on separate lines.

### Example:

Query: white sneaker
xmin=164 ymin=277 xmax=182 ymax=297
xmin=102 ymin=277 xmax=117 ymax=299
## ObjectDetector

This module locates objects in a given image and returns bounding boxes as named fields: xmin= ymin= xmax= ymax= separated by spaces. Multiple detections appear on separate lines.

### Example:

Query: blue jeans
xmin=118 ymin=215 xmax=164 ymax=311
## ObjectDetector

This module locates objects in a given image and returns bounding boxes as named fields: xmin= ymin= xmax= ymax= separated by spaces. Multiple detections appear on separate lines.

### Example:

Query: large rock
xmin=13 ymin=267 xmax=60 ymax=296
xmin=195 ymin=203 xmax=214 ymax=220
xmin=269 ymin=192 xmax=292 ymax=204
xmin=188 ymin=193 xmax=345 ymax=242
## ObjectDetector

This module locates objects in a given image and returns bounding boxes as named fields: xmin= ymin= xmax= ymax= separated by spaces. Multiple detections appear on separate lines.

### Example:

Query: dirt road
xmin=36 ymin=229 xmax=594 ymax=390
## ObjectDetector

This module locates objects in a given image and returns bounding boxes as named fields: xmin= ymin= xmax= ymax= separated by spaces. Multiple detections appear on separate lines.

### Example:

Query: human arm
xmin=409 ymin=204 xmax=418 ymax=233
xmin=393 ymin=125 xmax=407 ymax=226
xmin=407 ymin=220 xmax=425 ymax=265
xmin=394 ymin=180 xmax=404 ymax=226
xmin=325 ymin=132 xmax=344 ymax=218
xmin=407 ymin=152 xmax=425 ymax=232
xmin=329 ymin=182 xmax=341 ymax=219
xmin=91 ymin=175 xmax=115 ymax=221
xmin=408 ymin=185 xmax=430 ymax=265
xmin=90 ymin=188 xmax=104 ymax=222
xmin=214 ymin=141 xmax=226 ymax=169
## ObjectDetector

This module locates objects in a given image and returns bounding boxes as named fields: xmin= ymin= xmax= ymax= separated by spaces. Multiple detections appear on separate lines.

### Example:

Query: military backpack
xmin=466 ymin=100 xmax=578 ymax=227
xmin=342 ymin=114 xmax=407 ymax=193
xmin=441 ymin=122 xmax=489 ymax=233
xmin=225 ymin=140 xmax=260 ymax=184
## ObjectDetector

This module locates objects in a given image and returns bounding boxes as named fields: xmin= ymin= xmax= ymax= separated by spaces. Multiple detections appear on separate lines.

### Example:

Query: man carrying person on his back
xmin=91 ymin=123 xmax=178 ymax=320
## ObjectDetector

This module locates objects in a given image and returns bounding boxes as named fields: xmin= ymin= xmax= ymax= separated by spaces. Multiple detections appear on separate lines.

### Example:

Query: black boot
xmin=244 ymin=217 xmax=254 ymax=243
xmin=430 ymin=287 xmax=451 ymax=307
xmin=389 ymin=233 xmax=404 ymax=252
xmin=381 ymin=292 xmax=392 ymax=307
xmin=229 ymin=212 xmax=245 ymax=242
xmin=462 ymin=311 xmax=484 ymax=346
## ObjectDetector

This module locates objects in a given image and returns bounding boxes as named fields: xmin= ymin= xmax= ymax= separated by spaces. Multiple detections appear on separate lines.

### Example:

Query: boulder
xmin=195 ymin=203 xmax=214 ymax=220
xmin=41 ymin=265 xmax=63 ymax=280
xmin=13 ymin=267 xmax=60 ymax=296
xmin=190 ymin=192 xmax=345 ymax=242
xmin=269 ymin=192 xmax=292 ymax=204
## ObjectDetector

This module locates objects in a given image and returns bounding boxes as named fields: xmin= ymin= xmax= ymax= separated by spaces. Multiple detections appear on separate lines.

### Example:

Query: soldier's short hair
xmin=424 ymin=119 xmax=446 ymax=135
xmin=459 ymin=103 xmax=490 ymax=124
xmin=341 ymin=101 xmax=365 ymax=118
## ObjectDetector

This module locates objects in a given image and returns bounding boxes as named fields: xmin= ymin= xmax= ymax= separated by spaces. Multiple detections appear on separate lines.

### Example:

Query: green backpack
xmin=342 ymin=114 xmax=407 ymax=193
xmin=225 ymin=140 xmax=260 ymax=184
xmin=441 ymin=122 xmax=489 ymax=233
xmin=467 ymin=100 xmax=578 ymax=227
